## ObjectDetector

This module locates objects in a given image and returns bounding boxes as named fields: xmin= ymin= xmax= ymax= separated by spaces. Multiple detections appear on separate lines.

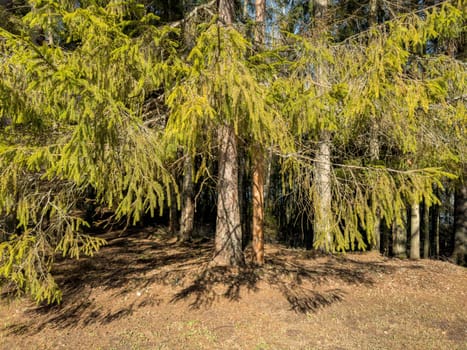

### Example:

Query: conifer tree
xmin=0 ymin=0 xmax=178 ymax=302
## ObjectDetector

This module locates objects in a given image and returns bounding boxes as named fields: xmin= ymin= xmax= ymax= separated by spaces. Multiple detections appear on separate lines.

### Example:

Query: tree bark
xmin=314 ymin=131 xmax=333 ymax=252
xmin=213 ymin=0 xmax=244 ymax=266
xmin=179 ymin=155 xmax=195 ymax=241
xmin=431 ymin=185 xmax=440 ymax=258
xmin=250 ymin=0 xmax=266 ymax=265
xmin=312 ymin=1 xmax=333 ymax=252
xmin=254 ymin=0 xmax=265 ymax=45
xmin=369 ymin=0 xmax=379 ymax=27
xmin=392 ymin=218 xmax=407 ymax=258
xmin=369 ymin=124 xmax=381 ymax=251
xmin=169 ymin=187 xmax=178 ymax=234
xmin=252 ymin=147 xmax=265 ymax=264
xmin=422 ymin=201 xmax=430 ymax=258
xmin=219 ymin=0 xmax=234 ymax=25
xmin=368 ymin=0 xmax=381 ymax=252
xmin=451 ymin=181 xmax=467 ymax=266
xmin=214 ymin=124 xmax=244 ymax=266
xmin=410 ymin=202 xmax=420 ymax=259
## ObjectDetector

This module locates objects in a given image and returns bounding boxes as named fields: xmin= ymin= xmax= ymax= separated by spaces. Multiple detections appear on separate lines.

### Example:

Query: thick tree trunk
xmin=179 ymin=155 xmax=194 ymax=241
xmin=219 ymin=0 xmax=234 ymax=25
xmin=213 ymin=0 xmax=244 ymax=266
xmin=255 ymin=0 xmax=265 ymax=45
xmin=312 ymin=0 xmax=333 ymax=252
xmin=451 ymin=181 xmax=467 ymax=266
xmin=422 ymin=202 xmax=430 ymax=258
xmin=252 ymin=148 xmax=265 ymax=264
xmin=392 ymin=219 xmax=407 ymax=258
xmin=410 ymin=202 xmax=420 ymax=259
xmin=314 ymin=131 xmax=333 ymax=252
xmin=214 ymin=125 xmax=244 ymax=266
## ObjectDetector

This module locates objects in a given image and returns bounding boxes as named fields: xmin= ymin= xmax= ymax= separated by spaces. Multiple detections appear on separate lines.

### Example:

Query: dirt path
xmin=1 ymin=228 xmax=466 ymax=349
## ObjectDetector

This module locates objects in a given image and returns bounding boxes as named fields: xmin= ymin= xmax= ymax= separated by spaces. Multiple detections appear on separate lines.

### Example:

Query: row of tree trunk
xmin=382 ymin=185 xmax=466 ymax=265
xmin=169 ymin=0 xmax=466 ymax=267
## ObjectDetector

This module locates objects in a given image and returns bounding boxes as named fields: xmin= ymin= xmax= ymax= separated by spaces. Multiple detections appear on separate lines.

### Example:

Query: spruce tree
xmin=0 ymin=0 xmax=178 ymax=302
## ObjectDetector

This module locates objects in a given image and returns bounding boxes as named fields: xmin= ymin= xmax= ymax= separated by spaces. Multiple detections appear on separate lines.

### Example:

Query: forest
xmin=0 ymin=1 xmax=466 ymax=349
xmin=0 ymin=0 xmax=465 ymax=310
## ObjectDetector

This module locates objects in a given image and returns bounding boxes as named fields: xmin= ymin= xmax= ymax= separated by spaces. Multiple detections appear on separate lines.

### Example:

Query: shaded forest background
xmin=0 ymin=0 xmax=466 ymax=304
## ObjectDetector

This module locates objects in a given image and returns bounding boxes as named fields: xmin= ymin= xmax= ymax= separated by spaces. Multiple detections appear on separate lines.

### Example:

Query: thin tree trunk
xmin=422 ymin=201 xmax=430 ymax=258
xmin=431 ymin=185 xmax=440 ymax=258
xmin=369 ymin=124 xmax=381 ymax=251
xmin=252 ymin=148 xmax=265 ymax=264
xmin=47 ymin=8 xmax=54 ymax=46
xmin=243 ymin=0 xmax=249 ymax=19
xmin=410 ymin=202 xmax=420 ymax=259
xmin=314 ymin=131 xmax=333 ymax=252
xmin=214 ymin=124 xmax=244 ymax=266
xmin=250 ymin=0 xmax=266 ymax=265
xmin=382 ymin=222 xmax=391 ymax=256
xmin=369 ymin=0 xmax=379 ymax=27
xmin=368 ymin=0 xmax=381 ymax=252
xmin=263 ymin=150 xmax=273 ymax=206
xmin=451 ymin=181 xmax=466 ymax=266
xmin=392 ymin=218 xmax=407 ymax=258
xmin=238 ymin=146 xmax=250 ymax=249
xmin=168 ymin=184 xmax=179 ymax=234
xmin=179 ymin=155 xmax=194 ymax=241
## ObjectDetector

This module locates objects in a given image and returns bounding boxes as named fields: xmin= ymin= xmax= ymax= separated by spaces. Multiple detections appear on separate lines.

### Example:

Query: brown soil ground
xmin=0 ymin=227 xmax=466 ymax=350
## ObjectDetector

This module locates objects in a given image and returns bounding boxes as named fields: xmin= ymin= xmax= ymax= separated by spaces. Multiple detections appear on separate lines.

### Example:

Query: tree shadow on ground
xmin=2 ymin=228 xmax=427 ymax=336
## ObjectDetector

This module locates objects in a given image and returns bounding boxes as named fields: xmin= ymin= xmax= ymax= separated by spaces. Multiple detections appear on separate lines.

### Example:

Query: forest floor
xmin=0 ymin=226 xmax=466 ymax=350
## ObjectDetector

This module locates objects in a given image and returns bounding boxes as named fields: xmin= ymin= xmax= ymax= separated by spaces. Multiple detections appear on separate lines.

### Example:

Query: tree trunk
xmin=369 ymin=124 xmax=381 ymax=251
xmin=254 ymin=0 xmax=265 ymax=45
xmin=314 ymin=131 xmax=333 ymax=252
xmin=213 ymin=0 xmax=244 ymax=266
xmin=368 ymin=0 xmax=381 ymax=252
xmin=382 ymin=222 xmax=391 ymax=256
xmin=392 ymin=219 xmax=407 ymax=258
xmin=252 ymin=147 xmax=265 ymax=264
xmin=410 ymin=202 xmax=420 ymax=259
xmin=431 ymin=185 xmax=440 ymax=258
xmin=422 ymin=201 xmax=430 ymax=258
xmin=250 ymin=0 xmax=266 ymax=265
xmin=238 ymin=146 xmax=250 ymax=249
xmin=369 ymin=0 xmax=379 ymax=27
xmin=179 ymin=155 xmax=195 ymax=241
xmin=451 ymin=181 xmax=466 ymax=266
xmin=312 ymin=0 xmax=333 ymax=252
xmin=219 ymin=0 xmax=234 ymax=25
xmin=214 ymin=124 xmax=244 ymax=266
xmin=168 ymin=187 xmax=178 ymax=234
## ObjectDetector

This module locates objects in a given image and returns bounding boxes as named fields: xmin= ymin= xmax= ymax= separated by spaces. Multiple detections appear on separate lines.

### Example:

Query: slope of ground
xmin=0 ymin=227 xmax=466 ymax=350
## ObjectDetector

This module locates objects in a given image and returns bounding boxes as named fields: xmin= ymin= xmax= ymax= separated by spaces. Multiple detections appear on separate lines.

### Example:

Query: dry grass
xmin=0 ymin=227 xmax=466 ymax=350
